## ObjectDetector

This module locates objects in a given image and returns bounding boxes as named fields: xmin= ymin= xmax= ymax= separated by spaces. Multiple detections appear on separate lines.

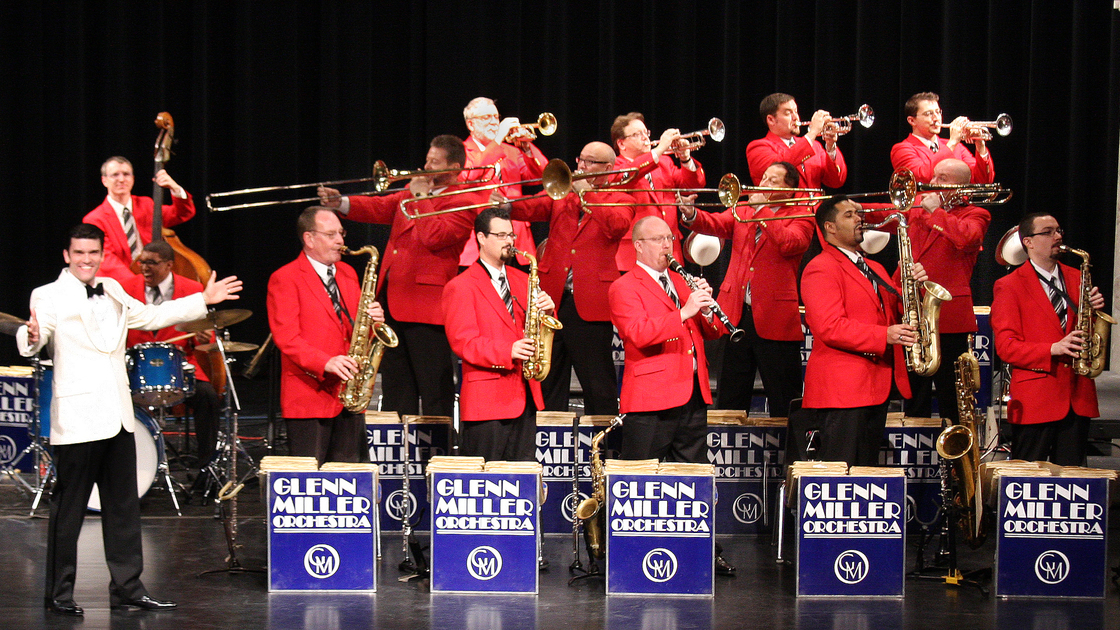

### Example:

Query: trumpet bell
xmin=860 ymin=229 xmax=891 ymax=255
xmin=708 ymin=117 xmax=726 ymax=142
xmin=858 ymin=104 xmax=875 ymax=128
xmin=683 ymin=233 xmax=722 ymax=267
xmin=537 ymin=112 xmax=558 ymax=136
xmin=995 ymin=226 xmax=1027 ymax=266
xmin=994 ymin=113 xmax=1013 ymax=137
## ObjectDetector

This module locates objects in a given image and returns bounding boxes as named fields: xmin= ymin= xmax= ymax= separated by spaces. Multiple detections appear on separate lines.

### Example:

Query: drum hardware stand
xmin=568 ymin=416 xmax=603 ymax=585
xmin=0 ymin=358 xmax=57 ymax=517
xmin=397 ymin=414 xmax=429 ymax=581
xmin=148 ymin=404 xmax=187 ymax=516
xmin=199 ymin=326 xmax=263 ymax=577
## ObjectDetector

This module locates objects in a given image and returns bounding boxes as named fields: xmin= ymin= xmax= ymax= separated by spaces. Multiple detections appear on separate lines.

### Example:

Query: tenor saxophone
xmin=338 ymin=246 xmax=399 ymax=412
xmin=574 ymin=415 xmax=623 ymax=559
xmin=935 ymin=343 xmax=986 ymax=549
xmin=864 ymin=213 xmax=952 ymax=375
xmin=511 ymin=248 xmax=563 ymax=381
xmin=1061 ymin=246 xmax=1116 ymax=378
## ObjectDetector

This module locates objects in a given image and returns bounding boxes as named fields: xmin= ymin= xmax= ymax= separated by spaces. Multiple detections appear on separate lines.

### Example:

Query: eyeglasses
xmin=1025 ymin=227 xmax=1064 ymax=238
xmin=577 ymin=156 xmax=612 ymax=166
xmin=137 ymin=258 xmax=169 ymax=267
xmin=637 ymin=235 xmax=675 ymax=244
xmin=625 ymin=129 xmax=652 ymax=140
xmin=487 ymin=232 xmax=517 ymax=241
xmin=311 ymin=229 xmax=347 ymax=239
xmin=471 ymin=114 xmax=499 ymax=122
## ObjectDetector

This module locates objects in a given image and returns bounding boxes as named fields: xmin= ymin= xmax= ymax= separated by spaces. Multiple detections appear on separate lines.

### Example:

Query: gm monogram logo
xmin=561 ymin=491 xmax=588 ymax=523
xmin=385 ymin=489 xmax=418 ymax=522
xmin=732 ymin=493 xmax=763 ymax=524
xmin=0 ymin=435 xmax=17 ymax=465
xmin=642 ymin=548 xmax=678 ymax=583
xmin=833 ymin=550 xmax=869 ymax=584
xmin=467 ymin=546 xmax=503 ymax=580
xmin=303 ymin=544 xmax=340 ymax=578
xmin=1034 ymin=550 xmax=1070 ymax=584
xmin=905 ymin=495 xmax=917 ymax=523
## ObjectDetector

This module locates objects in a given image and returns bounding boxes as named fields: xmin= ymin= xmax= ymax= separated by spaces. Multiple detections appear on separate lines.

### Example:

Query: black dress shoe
xmin=45 ymin=599 xmax=84 ymax=616
xmin=111 ymin=595 xmax=178 ymax=611
xmin=715 ymin=554 xmax=736 ymax=576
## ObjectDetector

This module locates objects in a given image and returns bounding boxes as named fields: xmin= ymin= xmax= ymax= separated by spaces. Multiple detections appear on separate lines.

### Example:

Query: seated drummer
xmin=122 ymin=241 xmax=221 ymax=483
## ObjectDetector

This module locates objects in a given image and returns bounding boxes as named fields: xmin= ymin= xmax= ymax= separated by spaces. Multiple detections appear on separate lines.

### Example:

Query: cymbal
xmin=0 ymin=312 xmax=27 ymax=336
xmin=176 ymin=309 xmax=253 ymax=333
xmin=195 ymin=341 xmax=260 ymax=353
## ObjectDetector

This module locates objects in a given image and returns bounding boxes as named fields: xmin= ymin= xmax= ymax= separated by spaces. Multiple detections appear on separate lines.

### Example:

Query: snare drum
xmin=182 ymin=364 xmax=196 ymax=399
xmin=127 ymin=342 xmax=186 ymax=407
xmin=87 ymin=407 xmax=164 ymax=511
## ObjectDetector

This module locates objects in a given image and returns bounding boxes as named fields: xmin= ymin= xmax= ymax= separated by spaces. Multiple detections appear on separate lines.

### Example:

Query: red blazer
xmin=509 ymin=189 xmax=634 ymax=322
xmin=609 ymin=268 xmax=725 ymax=413
xmin=122 ymin=273 xmax=211 ymax=382
xmin=862 ymin=204 xmax=991 ymax=333
xmin=613 ymin=152 xmax=705 ymax=271
xmin=745 ymin=132 xmax=847 ymax=190
xmin=267 ymin=253 xmax=361 ymax=418
xmin=345 ymin=184 xmax=487 ymax=326
xmin=441 ymin=263 xmax=544 ymax=422
xmin=687 ymin=204 xmax=813 ymax=341
xmin=85 ymin=193 xmax=196 ymax=284
xmin=890 ymin=135 xmax=995 ymax=184
xmin=460 ymin=138 xmax=541 ymax=265
xmin=991 ymin=262 xmax=1099 ymax=425
xmin=801 ymin=245 xmax=911 ymax=408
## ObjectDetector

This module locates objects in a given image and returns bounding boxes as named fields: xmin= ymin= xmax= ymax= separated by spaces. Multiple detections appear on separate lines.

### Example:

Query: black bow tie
xmin=85 ymin=284 xmax=104 ymax=299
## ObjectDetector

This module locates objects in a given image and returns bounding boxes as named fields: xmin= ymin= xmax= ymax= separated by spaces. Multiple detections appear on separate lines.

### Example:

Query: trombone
xmin=650 ymin=117 xmax=726 ymax=152
xmin=580 ymin=174 xmax=822 ymax=210
xmin=798 ymin=104 xmax=875 ymax=135
xmin=205 ymin=162 xmax=497 ymax=212
xmin=503 ymin=112 xmax=558 ymax=143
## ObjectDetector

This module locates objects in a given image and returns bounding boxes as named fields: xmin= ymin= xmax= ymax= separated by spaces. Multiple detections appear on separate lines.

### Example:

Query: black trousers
xmin=47 ymin=428 xmax=147 ymax=605
xmin=1011 ymin=410 xmax=1091 ymax=465
xmin=904 ymin=332 xmax=970 ymax=421
xmin=459 ymin=388 xmax=536 ymax=462
xmin=540 ymin=291 xmax=619 ymax=416
xmin=285 ymin=409 xmax=369 ymax=466
xmin=810 ymin=402 xmax=890 ymax=467
xmin=715 ymin=306 xmax=802 ymax=418
xmin=379 ymin=300 xmax=455 ymax=417
xmin=620 ymin=373 xmax=708 ymax=463
xmin=189 ymin=380 xmax=221 ymax=466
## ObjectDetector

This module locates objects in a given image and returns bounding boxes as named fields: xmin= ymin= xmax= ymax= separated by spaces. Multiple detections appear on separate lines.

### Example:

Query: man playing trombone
xmin=680 ymin=161 xmax=814 ymax=417
xmin=317 ymin=135 xmax=488 ymax=417
xmin=745 ymin=93 xmax=848 ymax=191
xmin=891 ymin=92 xmax=995 ymax=184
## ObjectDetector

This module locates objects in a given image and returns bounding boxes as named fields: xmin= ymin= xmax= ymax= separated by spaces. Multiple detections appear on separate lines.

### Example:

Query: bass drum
xmin=87 ymin=407 xmax=164 ymax=512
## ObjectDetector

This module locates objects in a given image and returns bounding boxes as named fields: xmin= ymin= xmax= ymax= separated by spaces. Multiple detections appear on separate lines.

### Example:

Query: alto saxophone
xmin=338 ymin=246 xmax=400 ymax=412
xmin=935 ymin=342 xmax=986 ymax=549
xmin=864 ymin=213 xmax=952 ymax=375
xmin=574 ymin=415 xmax=623 ymax=559
xmin=1061 ymin=245 xmax=1116 ymax=378
xmin=511 ymin=248 xmax=563 ymax=381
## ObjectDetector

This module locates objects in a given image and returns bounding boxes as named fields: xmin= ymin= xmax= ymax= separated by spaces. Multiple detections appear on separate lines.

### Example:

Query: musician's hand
xmin=511 ymin=338 xmax=536 ymax=362
xmin=1052 ymin=331 xmax=1087 ymax=358
xmin=202 ymin=272 xmax=243 ymax=305
xmin=25 ymin=308 xmax=39 ymax=346
xmin=822 ymin=120 xmax=840 ymax=149
xmin=535 ymin=291 xmax=555 ymax=315
xmin=947 ymin=116 xmax=969 ymax=148
xmin=154 ymin=169 xmax=186 ymax=199
xmin=318 ymin=186 xmax=343 ymax=209
xmin=1089 ymin=286 xmax=1105 ymax=310
xmin=681 ymin=279 xmax=716 ymax=320
xmin=194 ymin=331 xmax=211 ymax=345
xmin=919 ymin=192 xmax=940 ymax=213
xmin=409 ymin=177 xmax=432 ymax=198
xmin=887 ymin=324 xmax=918 ymax=346
xmin=572 ymin=178 xmax=593 ymax=192
xmin=911 ymin=262 xmax=929 ymax=283
xmin=489 ymin=190 xmax=507 ymax=206
xmin=495 ymin=117 xmax=520 ymax=145
xmin=805 ymin=110 xmax=829 ymax=140
xmin=747 ymin=191 xmax=770 ymax=206
xmin=325 ymin=355 xmax=359 ymax=381
xmin=973 ymin=134 xmax=988 ymax=156
xmin=653 ymin=128 xmax=680 ymax=160
xmin=679 ymin=204 xmax=698 ymax=222
xmin=367 ymin=301 xmax=385 ymax=323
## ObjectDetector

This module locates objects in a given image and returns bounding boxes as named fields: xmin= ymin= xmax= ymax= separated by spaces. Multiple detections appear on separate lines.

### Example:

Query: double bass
xmin=132 ymin=112 xmax=227 ymax=393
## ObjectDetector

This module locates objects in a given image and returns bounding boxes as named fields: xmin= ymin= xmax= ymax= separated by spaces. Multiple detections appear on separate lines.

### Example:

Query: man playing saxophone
xmin=267 ymin=207 xmax=384 ymax=465
xmin=442 ymin=207 xmax=554 ymax=461
xmin=991 ymin=213 xmax=1105 ymax=465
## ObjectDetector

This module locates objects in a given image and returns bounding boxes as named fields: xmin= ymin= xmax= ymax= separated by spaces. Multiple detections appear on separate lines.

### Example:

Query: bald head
xmin=632 ymin=216 xmax=674 ymax=271
xmin=931 ymin=158 xmax=971 ymax=186
xmin=582 ymin=141 xmax=615 ymax=164
xmin=577 ymin=141 xmax=618 ymax=186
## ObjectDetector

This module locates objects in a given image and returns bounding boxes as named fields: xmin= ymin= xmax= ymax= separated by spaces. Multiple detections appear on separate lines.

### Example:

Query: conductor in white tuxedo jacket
xmin=16 ymin=224 xmax=241 ymax=616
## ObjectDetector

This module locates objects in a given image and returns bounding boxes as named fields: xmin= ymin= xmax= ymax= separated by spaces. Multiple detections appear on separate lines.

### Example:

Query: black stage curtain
xmin=2 ymin=1 xmax=1118 ymax=367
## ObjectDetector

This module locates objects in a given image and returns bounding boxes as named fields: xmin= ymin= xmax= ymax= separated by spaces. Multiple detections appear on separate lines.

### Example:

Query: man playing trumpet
xmin=745 ymin=93 xmax=848 ymax=191
xmin=891 ymin=92 xmax=995 ymax=184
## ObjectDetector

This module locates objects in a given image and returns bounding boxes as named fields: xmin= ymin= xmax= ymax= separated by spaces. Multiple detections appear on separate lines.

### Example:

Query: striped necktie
xmin=325 ymin=267 xmax=351 ymax=324
xmin=498 ymin=273 xmax=514 ymax=317
xmin=659 ymin=274 xmax=681 ymax=308
xmin=1043 ymin=274 xmax=1069 ymax=329
xmin=122 ymin=206 xmax=141 ymax=259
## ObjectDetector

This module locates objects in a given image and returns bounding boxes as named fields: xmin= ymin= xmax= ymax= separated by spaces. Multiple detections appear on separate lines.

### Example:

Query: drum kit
xmin=0 ymin=307 xmax=259 ymax=517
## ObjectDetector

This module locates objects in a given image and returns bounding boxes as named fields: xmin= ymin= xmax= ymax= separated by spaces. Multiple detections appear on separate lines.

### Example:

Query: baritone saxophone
xmin=338 ymin=245 xmax=399 ymax=412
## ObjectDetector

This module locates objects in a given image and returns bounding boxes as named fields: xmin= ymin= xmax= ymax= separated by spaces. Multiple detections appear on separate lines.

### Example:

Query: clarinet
xmin=666 ymin=254 xmax=745 ymax=342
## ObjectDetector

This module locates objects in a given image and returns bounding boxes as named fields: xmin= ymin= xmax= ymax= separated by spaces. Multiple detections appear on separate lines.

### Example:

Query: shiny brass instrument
xmin=798 ymin=104 xmax=875 ymax=135
xmin=959 ymin=113 xmax=1013 ymax=142
xmin=578 ymin=173 xmax=748 ymax=209
xmin=503 ymin=112 xmax=557 ymax=143
xmin=1061 ymin=246 xmax=1116 ymax=378
xmin=338 ymin=245 xmax=400 ymax=412
xmin=650 ymin=117 xmax=726 ymax=151
xmin=512 ymin=248 xmax=563 ymax=381
xmin=540 ymin=158 xmax=647 ymax=199
xmin=666 ymin=254 xmax=745 ymax=342
xmin=575 ymin=415 xmax=623 ymax=558
xmin=863 ymin=209 xmax=952 ymax=375
xmin=398 ymin=171 xmax=552 ymax=219
xmin=756 ymin=168 xmax=1012 ymax=209
xmin=936 ymin=344 xmax=986 ymax=549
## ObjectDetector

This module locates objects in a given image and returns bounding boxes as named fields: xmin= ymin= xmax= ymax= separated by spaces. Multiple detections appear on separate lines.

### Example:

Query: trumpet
xmin=205 ymin=162 xmax=497 ymax=212
xmin=959 ymin=113 xmax=1013 ymax=142
xmin=798 ymin=104 xmax=875 ymax=135
xmin=650 ymin=117 xmax=726 ymax=152
xmin=503 ymin=112 xmax=557 ymax=143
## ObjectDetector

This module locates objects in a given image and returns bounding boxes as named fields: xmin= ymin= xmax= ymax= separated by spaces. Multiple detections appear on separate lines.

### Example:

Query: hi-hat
xmin=0 ymin=312 xmax=27 ymax=336
xmin=195 ymin=341 xmax=260 ymax=353
xmin=176 ymin=309 xmax=252 ymax=333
